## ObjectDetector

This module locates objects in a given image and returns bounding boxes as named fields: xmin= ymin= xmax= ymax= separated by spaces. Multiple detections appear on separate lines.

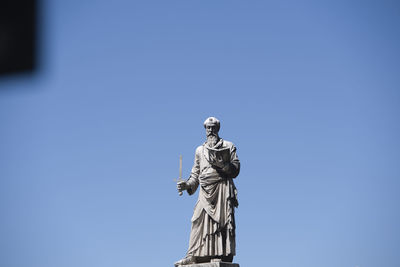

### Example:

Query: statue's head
xmin=203 ymin=117 xmax=220 ymax=137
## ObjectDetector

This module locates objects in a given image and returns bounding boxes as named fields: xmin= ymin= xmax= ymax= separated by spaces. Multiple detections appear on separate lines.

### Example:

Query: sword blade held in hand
xmin=173 ymin=155 xmax=184 ymax=196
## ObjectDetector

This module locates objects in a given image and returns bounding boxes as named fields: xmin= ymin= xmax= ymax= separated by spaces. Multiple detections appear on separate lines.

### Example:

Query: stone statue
xmin=175 ymin=117 xmax=240 ymax=266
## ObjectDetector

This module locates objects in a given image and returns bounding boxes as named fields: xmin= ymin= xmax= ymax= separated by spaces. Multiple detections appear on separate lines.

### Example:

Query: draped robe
xmin=185 ymin=138 xmax=240 ymax=258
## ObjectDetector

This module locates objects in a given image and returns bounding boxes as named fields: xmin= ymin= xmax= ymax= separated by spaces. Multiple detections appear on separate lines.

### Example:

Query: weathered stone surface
xmin=180 ymin=262 xmax=240 ymax=267
xmin=175 ymin=117 xmax=240 ymax=261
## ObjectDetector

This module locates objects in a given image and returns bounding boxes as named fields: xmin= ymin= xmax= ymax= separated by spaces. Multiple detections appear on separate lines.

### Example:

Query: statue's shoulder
xmin=222 ymin=139 xmax=235 ymax=148
xmin=195 ymin=145 xmax=204 ymax=154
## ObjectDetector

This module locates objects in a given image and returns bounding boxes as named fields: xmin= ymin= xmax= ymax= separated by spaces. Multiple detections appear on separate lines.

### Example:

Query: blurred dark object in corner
xmin=0 ymin=0 xmax=37 ymax=75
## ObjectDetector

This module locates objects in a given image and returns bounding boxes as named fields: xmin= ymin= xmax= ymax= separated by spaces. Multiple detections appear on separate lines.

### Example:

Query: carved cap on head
xmin=203 ymin=117 xmax=220 ymax=131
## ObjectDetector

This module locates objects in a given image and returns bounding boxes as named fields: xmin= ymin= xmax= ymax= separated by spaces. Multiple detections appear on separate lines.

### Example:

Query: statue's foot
xmin=174 ymin=256 xmax=195 ymax=266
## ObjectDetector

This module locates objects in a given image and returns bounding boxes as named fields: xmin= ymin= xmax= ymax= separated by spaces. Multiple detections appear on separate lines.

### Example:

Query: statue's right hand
xmin=177 ymin=181 xmax=188 ymax=192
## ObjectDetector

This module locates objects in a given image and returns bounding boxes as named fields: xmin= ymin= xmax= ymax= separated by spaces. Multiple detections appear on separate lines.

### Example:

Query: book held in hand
xmin=206 ymin=147 xmax=231 ymax=166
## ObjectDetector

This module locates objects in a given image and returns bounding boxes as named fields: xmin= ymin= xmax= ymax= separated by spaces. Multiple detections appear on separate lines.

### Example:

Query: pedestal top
xmin=179 ymin=262 xmax=239 ymax=267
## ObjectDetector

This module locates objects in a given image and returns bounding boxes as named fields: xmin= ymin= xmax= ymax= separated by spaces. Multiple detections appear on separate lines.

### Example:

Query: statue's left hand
xmin=211 ymin=157 xmax=226 ymax=169
xmin=212 ymin=158 xmax=226 ymax=169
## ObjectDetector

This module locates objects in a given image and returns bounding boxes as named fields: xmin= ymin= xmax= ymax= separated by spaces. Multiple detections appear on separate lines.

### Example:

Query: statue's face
xmin=205 ymin=125 xmax=219 ymax=137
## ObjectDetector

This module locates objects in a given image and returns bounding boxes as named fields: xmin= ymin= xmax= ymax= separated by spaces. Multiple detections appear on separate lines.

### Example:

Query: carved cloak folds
xmin=185 ymin=139 xmax=240 ymax=258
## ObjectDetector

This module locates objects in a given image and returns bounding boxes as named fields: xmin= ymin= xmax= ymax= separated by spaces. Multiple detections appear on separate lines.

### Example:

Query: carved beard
xmin=206 ymin=134 xmax=219 ymax=147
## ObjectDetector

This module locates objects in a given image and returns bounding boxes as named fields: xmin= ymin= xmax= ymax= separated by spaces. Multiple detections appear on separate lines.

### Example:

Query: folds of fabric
xmin=185 ymin=139 xmax=240 ymax=258
xmin=187 ymin=177 xmax=236 ymax=257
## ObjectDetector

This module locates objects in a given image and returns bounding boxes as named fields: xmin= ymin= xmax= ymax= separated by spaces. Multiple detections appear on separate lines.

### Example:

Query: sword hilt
xmin=173 ymin=177 xmax=184 ymax=196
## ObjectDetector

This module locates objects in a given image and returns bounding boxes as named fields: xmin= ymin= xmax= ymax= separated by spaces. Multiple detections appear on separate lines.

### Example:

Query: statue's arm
xmin=186 ymin=147 xmax=201 ymax=195
xmin=221 ymin=144 xmax=240 ymax=178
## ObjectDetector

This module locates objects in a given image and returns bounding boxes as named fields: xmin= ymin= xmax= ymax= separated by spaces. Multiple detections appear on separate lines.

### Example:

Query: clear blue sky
xmin=1 ymin=1 xmax=399 ymax=267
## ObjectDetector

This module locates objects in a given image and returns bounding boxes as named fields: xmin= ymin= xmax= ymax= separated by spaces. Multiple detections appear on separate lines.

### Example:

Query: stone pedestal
xmin=179 ymin=262 xmax=239 ymax=267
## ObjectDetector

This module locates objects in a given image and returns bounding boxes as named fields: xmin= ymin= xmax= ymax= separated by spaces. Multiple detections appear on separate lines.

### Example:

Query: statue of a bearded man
xmin=175 ymin=117 xmax=240 ymax=266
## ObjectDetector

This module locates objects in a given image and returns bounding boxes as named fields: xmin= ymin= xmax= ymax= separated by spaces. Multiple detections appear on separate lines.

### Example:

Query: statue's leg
xmin=174 ymin=255 xmax=196 ymax=266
